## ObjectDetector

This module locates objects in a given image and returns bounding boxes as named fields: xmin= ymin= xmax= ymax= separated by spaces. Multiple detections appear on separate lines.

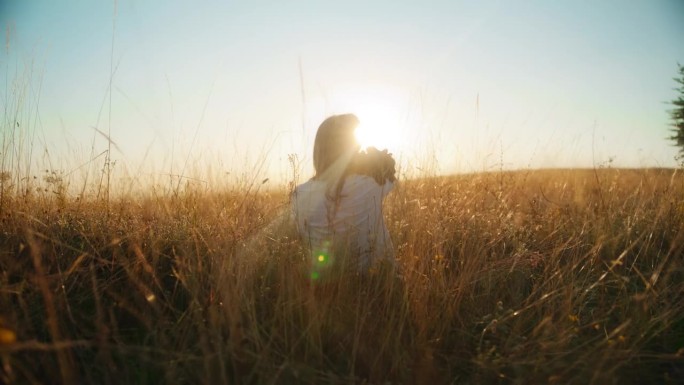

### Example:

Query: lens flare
xmin=310 ymin=242 xmax=332 ymax=282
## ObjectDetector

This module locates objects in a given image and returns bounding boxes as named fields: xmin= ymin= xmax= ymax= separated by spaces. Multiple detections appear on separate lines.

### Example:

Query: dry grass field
xmin=0 ymin=167 xmax=682 ymax=384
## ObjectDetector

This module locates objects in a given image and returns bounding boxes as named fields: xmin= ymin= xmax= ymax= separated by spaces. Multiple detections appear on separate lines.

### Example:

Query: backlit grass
xmin=0 ymin=168 xmax=682 ymax=384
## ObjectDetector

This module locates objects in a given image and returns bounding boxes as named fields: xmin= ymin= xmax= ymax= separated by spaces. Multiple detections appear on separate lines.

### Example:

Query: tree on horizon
xmin=668 ymin=63 xmax=684 ymax=158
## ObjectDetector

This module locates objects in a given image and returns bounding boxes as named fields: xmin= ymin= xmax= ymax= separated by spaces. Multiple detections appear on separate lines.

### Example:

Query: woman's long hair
xmin=313 ymin=113 xmax=360 ymax=180
xmin=312 ymin=114 xmax=361 ymax=223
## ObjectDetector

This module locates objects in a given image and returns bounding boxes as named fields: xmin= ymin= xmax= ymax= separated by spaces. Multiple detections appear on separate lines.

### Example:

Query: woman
xmin=292 ymin=114 xmax=396 ymax=279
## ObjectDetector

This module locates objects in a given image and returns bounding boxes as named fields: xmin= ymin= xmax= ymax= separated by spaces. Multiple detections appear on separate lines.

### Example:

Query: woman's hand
xmin=352 ymin=147 xmax=396 ymax=184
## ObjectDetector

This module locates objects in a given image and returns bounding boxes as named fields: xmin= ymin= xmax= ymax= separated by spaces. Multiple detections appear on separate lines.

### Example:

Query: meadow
xmin=0 ymin=167 xmax=682 ymax=384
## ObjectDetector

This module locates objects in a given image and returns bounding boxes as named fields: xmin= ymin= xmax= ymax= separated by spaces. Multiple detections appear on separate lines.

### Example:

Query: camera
xmin=350 ymin=147 xmax=396 ymax=184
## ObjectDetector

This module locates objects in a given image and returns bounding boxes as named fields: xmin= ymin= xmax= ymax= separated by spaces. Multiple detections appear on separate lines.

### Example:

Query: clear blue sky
xmin=2 ymin=0 xmax=683 ymax=186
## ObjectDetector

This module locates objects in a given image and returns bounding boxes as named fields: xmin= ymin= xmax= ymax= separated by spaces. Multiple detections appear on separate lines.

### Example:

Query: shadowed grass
xmin=0 ymin=168 xmax=682 ymax=384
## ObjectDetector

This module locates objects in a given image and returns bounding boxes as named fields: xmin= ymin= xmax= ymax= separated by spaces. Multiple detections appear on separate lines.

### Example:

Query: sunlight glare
xmin=328 ymin=84 xmax=410 ymax=152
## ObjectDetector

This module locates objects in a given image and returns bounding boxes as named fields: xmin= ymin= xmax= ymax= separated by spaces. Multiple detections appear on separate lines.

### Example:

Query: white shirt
xmin=292 ymin=174 xmax=395 ymax=272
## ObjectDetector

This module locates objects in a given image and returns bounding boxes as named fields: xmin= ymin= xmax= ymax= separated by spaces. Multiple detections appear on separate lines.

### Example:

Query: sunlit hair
xmin=313 ymin=114 xmax=360 ymax=180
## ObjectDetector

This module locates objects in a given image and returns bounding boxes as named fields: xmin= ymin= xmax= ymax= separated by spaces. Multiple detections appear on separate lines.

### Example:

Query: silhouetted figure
xmin=292 ymin=114 xmax=396 ymax=280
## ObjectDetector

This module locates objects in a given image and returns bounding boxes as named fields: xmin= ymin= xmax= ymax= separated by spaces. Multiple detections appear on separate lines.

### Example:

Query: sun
xmin=354 ymin=105 xmax=404 ymax=152
xmin=325 ymin=84 xmax=409 ymax=153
